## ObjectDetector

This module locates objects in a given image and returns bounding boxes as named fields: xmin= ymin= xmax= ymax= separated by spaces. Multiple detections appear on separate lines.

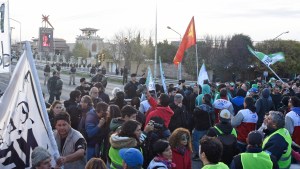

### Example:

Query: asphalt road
xmin=0 ymin=65 xmax=123 ymax=102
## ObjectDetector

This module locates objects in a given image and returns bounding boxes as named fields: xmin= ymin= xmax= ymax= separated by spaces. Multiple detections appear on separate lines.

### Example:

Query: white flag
xmin=0 ymin=1 xmax=11 ymax=73
xmin=0 ymin=42 xmax=59 ymax=168
xmin=197 ymin=63 xmax=209 ymax=85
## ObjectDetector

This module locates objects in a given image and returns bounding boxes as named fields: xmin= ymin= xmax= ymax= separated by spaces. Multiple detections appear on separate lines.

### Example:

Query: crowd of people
xmin=34 ymin=68 xmax=300 ymax=169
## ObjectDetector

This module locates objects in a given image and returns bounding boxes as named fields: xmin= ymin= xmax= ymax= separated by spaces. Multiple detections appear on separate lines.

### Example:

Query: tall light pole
xmin=167 ymin=26 xmax=182 ymax=80
xmin=9 ymin=18 xmax=21 ymax=43
xmin=273 ymin=31 xmax=289 ymax=40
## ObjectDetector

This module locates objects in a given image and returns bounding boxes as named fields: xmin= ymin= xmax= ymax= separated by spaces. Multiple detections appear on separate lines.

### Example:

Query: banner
xmin=173 ymin=16 xmax=196 ymax=65
xmin=0 ymin=1 xmax=11 ymax=73
xmin=145 ymin=66 xmax=155 ymax=91
xmin=0 ymin=42 xmax=59 ymax=168
xmin=197 ymin=63 xmax=209 ymax=85
xmin=159 ymin=56 xmax=167 ymax=94
xmin=247 ymin=46 xmax=285 ymax=67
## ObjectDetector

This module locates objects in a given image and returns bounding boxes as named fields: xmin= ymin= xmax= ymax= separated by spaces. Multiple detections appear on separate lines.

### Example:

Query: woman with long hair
xmin=169 ymin=128 xmax=192 ymax=169
xmin=232 ymin=96 xmax=258 ymax=152
xmin=109 ymin=120 xmax=142 ymax=169
xmin=106 ymin=104 xmax=121 ymax=128
xmin=103 ymin=104 xmax=121 ymax=164
xmin=48 ymin=100 xmax=63 ymax=129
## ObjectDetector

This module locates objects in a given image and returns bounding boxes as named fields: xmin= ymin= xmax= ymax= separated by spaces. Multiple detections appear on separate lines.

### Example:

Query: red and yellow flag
xmin=173 ymin=16 xmax=196 ymax=65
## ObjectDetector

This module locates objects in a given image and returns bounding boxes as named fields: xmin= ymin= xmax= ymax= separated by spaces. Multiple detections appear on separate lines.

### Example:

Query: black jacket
xmin=64 ymin=99 xmax=81 ymax=129
xmin=168 ymin=103 xmax=189 ymax=132
xmin=124 ymin=81 xmax=139 ymax=99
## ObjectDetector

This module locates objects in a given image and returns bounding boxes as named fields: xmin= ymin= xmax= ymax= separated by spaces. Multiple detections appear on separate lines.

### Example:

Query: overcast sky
xmin=8 ymin=0 xmax=300 ymax=44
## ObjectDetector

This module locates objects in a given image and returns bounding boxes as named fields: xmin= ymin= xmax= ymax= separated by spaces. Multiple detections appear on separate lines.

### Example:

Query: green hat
xmin=252 ymin=84 xmax=258 ymax=89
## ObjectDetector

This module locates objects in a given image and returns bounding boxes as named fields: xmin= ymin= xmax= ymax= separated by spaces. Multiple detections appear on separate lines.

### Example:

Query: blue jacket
xmin=85 ymin=108 xmax=102 ymax=146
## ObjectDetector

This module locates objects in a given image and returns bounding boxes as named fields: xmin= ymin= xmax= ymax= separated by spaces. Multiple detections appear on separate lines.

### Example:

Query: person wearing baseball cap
xmin=119 ymin=148 xmax=143 ymax=169
xmin=230 ymin=131 xmax=278 ymax=169
xmin=207 ymin=109 xmax=239 ymax=166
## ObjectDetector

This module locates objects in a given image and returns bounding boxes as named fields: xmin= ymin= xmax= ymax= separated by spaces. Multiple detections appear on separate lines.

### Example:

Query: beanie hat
xmin=31 ymin=147 xmax=51 ymax=167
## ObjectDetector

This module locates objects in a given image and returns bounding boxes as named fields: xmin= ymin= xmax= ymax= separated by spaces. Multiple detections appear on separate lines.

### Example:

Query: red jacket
xmin=171 ymin=148 xmax=192 ymax=169
xmin=145 ymin=97 xmax=174 ymax=128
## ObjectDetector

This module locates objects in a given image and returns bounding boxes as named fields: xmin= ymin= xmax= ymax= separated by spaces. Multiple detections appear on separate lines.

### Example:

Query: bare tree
xmin=110 ymin=29 xmax=150 ymax=74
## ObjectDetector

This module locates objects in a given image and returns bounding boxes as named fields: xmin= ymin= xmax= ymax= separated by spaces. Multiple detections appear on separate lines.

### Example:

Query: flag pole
xmin=267 ymin=66 xmax=284 ymax=83
xmin=154 ymin=1 xmax=158 ymax=82
xmin=195 ymin=43 xmax=199 ymax=80
xmin=25 ymin=41 xmax=60 ymax=161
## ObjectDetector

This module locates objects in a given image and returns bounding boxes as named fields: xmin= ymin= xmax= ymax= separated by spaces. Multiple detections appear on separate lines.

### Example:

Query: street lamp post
xmin=167 ymin=26 xmax=182 ymax=80
xmin=273 ymin=31 xmax=289 ymax=40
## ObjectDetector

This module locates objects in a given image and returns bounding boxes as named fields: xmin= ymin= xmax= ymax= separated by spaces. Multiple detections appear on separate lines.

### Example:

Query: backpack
xmin=213 ymin=126 xmax=239 ymax=165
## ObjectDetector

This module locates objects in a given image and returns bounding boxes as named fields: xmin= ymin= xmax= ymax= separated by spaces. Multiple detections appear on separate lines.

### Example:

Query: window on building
xmin=92 ymin=43 xmax=97 ymax=52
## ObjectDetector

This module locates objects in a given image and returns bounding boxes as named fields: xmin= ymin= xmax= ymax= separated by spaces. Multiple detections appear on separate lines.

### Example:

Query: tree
xmin=131 ymin=33 xmax=144 ymax=73
xmin=144 ymin=36 xmax=154 ymax=60
xmin=106 ymin=42 xmax=121 ymax=67
xmin=225 ymin=34 xmax=254 ymax=73
xmin=72 ymin=42 xmax=89 ymax=61
xmin=157 ymin=40 xmax=177 ymax=63
xmin=183 ymin=35 xmax=228 ymax=78
xmin=112 ymin=30 xmax=153 ymax=73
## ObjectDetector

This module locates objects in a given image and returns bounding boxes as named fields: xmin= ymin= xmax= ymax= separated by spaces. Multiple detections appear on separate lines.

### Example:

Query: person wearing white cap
xmin=207 ymin=109 xmax=239 ymax=166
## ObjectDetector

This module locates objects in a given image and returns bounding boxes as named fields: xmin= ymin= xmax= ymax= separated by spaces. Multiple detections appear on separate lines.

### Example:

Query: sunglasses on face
xmin=181 ymin=135 xmax=189 ymax=141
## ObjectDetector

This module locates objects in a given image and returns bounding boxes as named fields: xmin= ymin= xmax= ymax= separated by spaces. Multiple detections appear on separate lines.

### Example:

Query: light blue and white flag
xmin=197 ymin=63 xmax=209 ymax=85
xmin=159 ymin=56 xmax=167 ymax=94
xmin=0 ymin=1 xmax=11 ymax=73
xmin=146 ymin=66 xmax=155 ymax=91
xmin=0 ymin=42 xmax=59 ymax=168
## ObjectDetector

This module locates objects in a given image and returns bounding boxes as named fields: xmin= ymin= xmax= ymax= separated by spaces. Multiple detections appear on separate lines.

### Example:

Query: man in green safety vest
xmin=230 ymin=130 xmax=279 ymax=169
xmin=262 ymin=111 xmax=292 ymax=169
xmin=200 ymin=136 xmax=229 ymax=169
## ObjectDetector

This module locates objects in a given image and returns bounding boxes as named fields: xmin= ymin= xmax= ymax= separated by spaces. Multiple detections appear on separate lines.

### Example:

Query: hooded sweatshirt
xmin=109 ymin=133 xmax=138 ymax=169
xmin=285 ymin=107 xmax=300 ymax=145
xmin=145 ymin=106 xmax=174 ymax=128
xmin=255 ymin=88 xmax=274 ymax=128
xmin=195 ymin=84 xmax=211 ymax=106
